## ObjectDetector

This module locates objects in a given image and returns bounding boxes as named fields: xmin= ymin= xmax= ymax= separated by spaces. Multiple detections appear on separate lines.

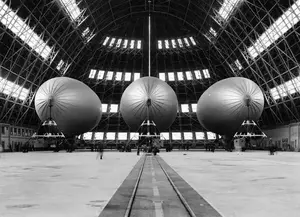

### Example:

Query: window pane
xmin=106 ymin=71 xmax=114 ymax=80
xmin=172 ymin=132 xmax=181 ymax=140
xmin=137 ymin=40 xmax=141 ymax=49
xmin=194 ymin=70 xmax=202 ymax=79
xmin=159 ymin=73 xmax=166 ymax=81
xmin=207 ymin=132 xmax=216 ymax=140
xmin=125 ymin=72 xmax=131 ymax=81
xmin=94 ymin=132 xmax=104 ymax=140
xmin=123 ymin=39 xmax=128 ymax=48
xmin=89 ymin=69 xmax=96 ymax=78
xmin=130 ymin=40 xmax=135 ymax=49
xmin=168 ymin=72 xmax=175 ymax=81
xmin=110 ymin=104 xmax=118 ymax=113
xmin=134 ymin=73 xmax=140 ymax=81
xmin=171 ymin=39 xmax=177 ymax=48
xmin=177 ymin=38 xmax=183 ymax=47
xmin=184 ymin=132 xmax=193 ymax=140
xmin=177 ymin=72 xmax=184 ymax=81
xmin=181 ymin=104 xmax=189 ymax=113
xmin=203 ymin=69 xmax=210 ymax=78
xmin=130 ymin=132 xmax=139 ymax=140
xmin=191 ymin=103 xmax=197 ymax=112
xmin=97 ymin=70 xmax=105 ymax=79
xmin=109 ymin=38 xmax=116 ymax=47
xmin=102 ymin=104 xmax=108 ymax=112
xmin=158 ymin=40 xmax=162 ymax=49
xmin=83 ymin=132 xmax=93 ymax=140
xmin=164 ymin=40 xmax=169 ymax=49
xmin=195 ymin=132 xmax=205 ymax=140
xmin=118 ymin=132 xmax=128 ymax=140
xmin=115 ymin=72 xmax=123 ymax=81
xmin=160 ymin=132 xmax=169 ymax=140
xmin=116 ymin=39 xmax=122 ymax=48
xmin=185 ymin=71 xmax=193 ymax=80
xmin=106 ymin=132 xmax=115 ymax=140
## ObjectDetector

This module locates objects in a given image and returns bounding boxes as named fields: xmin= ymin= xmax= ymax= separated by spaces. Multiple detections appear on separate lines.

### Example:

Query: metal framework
xmin=0 ymin=0 xmax=299 ymax=135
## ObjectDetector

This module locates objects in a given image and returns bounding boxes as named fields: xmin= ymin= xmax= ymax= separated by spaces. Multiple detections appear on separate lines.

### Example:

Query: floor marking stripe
xmin=154 ymin=201 xmax=164 ymax=217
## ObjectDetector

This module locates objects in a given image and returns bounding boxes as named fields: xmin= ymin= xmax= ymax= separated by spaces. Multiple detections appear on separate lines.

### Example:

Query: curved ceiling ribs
xmin=0 ymin=0 xmax=300 ymax=129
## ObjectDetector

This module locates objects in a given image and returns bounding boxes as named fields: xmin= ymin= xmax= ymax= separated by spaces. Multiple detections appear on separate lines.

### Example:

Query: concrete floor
xmin=160 ymin=151 xmax=300 ymax=217
xmin=0 ymin=151 xmax=141 ymax=217
xmin=0 ymin=151 xmax=300 ymax=217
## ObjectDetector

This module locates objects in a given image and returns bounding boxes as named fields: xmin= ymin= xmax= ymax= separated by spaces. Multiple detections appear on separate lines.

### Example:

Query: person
xmin=97 ymin=143 xmax=104 ymax=160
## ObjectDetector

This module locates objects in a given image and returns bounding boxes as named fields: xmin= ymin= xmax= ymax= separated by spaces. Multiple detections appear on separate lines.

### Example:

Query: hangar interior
xmin=0 ymin=0 xmax=300 ymax=151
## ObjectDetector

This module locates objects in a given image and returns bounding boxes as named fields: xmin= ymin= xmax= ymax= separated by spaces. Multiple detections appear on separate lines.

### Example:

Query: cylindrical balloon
xmin=196 ymin=77 xmax=264 ymax=136
xmin=120 ymin=77 xmax=178 ymax=131
xmin=34 ymin=77 xmax=102 ymax=136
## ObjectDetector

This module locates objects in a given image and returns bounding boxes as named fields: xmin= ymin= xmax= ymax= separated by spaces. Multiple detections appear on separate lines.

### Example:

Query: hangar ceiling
xmin=0 ymin=0 xmax=300 ymax=133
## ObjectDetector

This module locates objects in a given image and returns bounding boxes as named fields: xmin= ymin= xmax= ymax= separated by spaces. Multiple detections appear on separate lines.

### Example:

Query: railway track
xmin=124 ymin=154 xmax=196 ymax=217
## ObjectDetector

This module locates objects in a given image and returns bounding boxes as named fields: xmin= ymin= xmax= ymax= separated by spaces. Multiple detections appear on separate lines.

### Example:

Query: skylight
xmin=83 ymin=132 xmax=93 ymax=140
xmin=207 ymin=132 xmax=216 ymax=139
xmin=159 ymin=73 xmax=166 ymax=81
xmin=123 ymin=39 xmax=128 ymax=48
xmin=103 ymin=37 xmax=110 ymax=46
xmin=270 ymin=76 xmax=300 ymax=100
xmin=97 ymin=70 xmax=105 ymax=79
xmin=177 ymin=39 xmax=183 ymax=48
xmin=160 ymin=132 xmax=169 ymax=140
xmin=171 ymin=39 xmax=177 ymax=48
xmin=189 ymin=37 xmax=196 ymax=46
xmin=168 ymin=72 xmax=175 ymax=81
xmin=177 ymin=72 xmax=184 ymax=81
xmin=248 ymin=0 xmax=300 ymax=59
xmin=203 ymin=69 xmax=210 ymax=78
xmin=102 ymin=104 xmax=108 ymax=112
xmin=56 ymin=60 xmax=65 ymax=71
xmin=134 ymin=73 xmax=140 ymax=81
xmin=115 ymin=72 xmax=122 ymax=81
xmin=106 ymin=132 xmax=116 ymax=140
xmin=106 ymin=71 xmax=114 ymax=80
xmin=81 ymin=27 xmax=90 ymax=38
xmin=130 ymin=40 xmax=135 ymax=49
xmin=0 ymin=1 xmax=52 ymax=60
xmin=218 ymin=0 xmax=242 ymax=21
xmin=172 ymin=132 xmax=181 ymax=140
xmin=183 ymin=38 xmax=190 ymax=46
xmin=234 ymin=59 xmax=243 ymax=70
xmin=209 ymin=27 xmax=217 ymax=37
xmin=195 ymin=132 xmax=205 ymax=140
xmin=109 ymin=38 xmax=116 ymax=47
xmin=184 ymin=132 xmax=193 ymax=140
xmin=158 ymin=40 xmax=162 ymax=49
xmin=137 ymin=40 xmax=142 ymax=49
xmin=165 ymin=40 xmax=170 ymax=49
xmin=0 ymin=76 xmax=29 ymax=101
xmin=118 ymin=132 xmax=128 ymax=140
xmin=130 ymin=132 xmax=139 ymax=140
xmin=194 ymin=70 xmax=202 ymax=79
xmin=125 ymin=72 xmax=131 ymax=81
xmin=58 ymin=0 xmax=83 ymax=21
xmin=110 ymin=104 xmax=118 ymax=113
xmin=94 ymin=132 xmax=104 ymax=140
xmin=89 ymin=69 xmax=96 ymax=78
xmin=191 ymin=103 xmax=197 ymax=112
xmin=116 ymin=39 xmax=122 ymax=48
xmin=181 ymin=104 xmax=189 ymax=113
xmin=185 ymin=71 xmax=193 ymax=80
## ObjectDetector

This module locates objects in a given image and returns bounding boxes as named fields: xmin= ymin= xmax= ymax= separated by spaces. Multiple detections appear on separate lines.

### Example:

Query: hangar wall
xmin=263 ymin=123 xmax=300 ymax=151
